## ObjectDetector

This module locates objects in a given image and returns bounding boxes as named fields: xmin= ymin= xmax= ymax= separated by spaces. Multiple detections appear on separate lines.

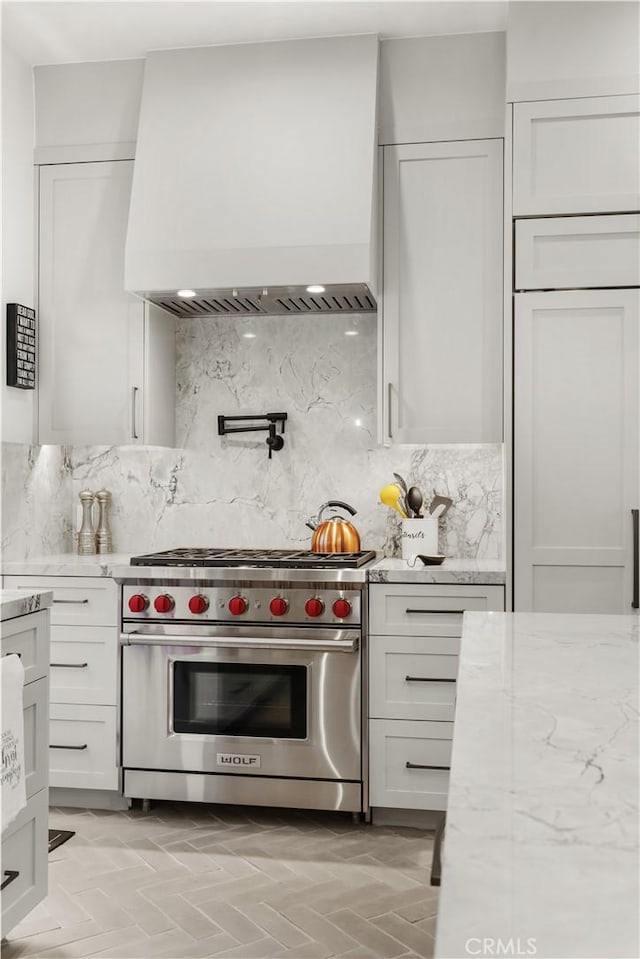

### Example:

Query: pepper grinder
xmin=95 ymin=489 xmax=113 ymax=554
xmin=77 ymin=489 xmax=96 ymax=555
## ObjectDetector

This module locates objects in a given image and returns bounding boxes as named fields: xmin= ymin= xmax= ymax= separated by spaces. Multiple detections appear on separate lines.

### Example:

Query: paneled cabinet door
xmin=38 ymin=160 xmax=174 ymax=446
xmin=382 ymin=139 xmax=503 ymax=444
xmin=514 ymin=290 xmax=639 ymax=612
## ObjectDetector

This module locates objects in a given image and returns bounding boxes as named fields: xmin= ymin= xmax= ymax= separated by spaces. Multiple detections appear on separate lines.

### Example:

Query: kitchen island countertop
xmin=435 ymin=611 xmax=639 ymax=959
xmin=0 ymin=588 xmax=53 ymax=621
xmin=369 ymin=557 xmax=506 ymax=585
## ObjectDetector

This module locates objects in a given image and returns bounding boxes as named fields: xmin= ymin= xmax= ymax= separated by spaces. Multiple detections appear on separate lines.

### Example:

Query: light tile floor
xmin=2 ymin=803 xmax=438 ymax=959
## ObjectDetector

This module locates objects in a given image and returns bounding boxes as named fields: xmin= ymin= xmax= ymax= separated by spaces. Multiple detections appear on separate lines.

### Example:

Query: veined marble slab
xmin=369 ymin=557 xmax=506 ymax=585
xmin=1 ymin=553 xmax=133 ymax=578
xmin=436 ymin=611 xmax=640 ymax=959
xmin=0 ymin=589 xmax=53 ymax=621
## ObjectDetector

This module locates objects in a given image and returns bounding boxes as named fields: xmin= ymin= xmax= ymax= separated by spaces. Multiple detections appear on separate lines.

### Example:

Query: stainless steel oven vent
xmin=149 ymin=285 xmax=377 ymax=319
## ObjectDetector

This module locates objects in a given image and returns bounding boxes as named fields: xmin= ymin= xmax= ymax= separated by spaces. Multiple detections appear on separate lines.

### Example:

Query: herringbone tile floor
xmin=2 ymin=803 xmax=438 ymax=959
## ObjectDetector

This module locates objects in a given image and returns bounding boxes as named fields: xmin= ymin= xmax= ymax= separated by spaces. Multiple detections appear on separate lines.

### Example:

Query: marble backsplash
xmin=1 ymin=312 xmax=504 ymax=560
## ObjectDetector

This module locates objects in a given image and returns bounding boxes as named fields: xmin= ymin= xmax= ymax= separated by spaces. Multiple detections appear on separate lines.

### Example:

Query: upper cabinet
xmin=381 ymin=139 xmax=503 ymax=445
xmin=513 ymin=95 xmax=640 ymax=216
xmin=38 ymin=160 xmax=175 ymax=446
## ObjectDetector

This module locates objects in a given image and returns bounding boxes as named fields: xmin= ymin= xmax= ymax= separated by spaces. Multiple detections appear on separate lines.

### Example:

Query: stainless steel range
xmin=117 ymin=548 xmax=376 ymax=816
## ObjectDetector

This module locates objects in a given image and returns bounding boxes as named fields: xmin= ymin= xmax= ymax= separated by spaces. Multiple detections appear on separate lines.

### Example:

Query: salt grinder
xmin=95 ymin=489 xmax=113 ymax=554
xmin=77 ymin=489 xmax=96 ymax=555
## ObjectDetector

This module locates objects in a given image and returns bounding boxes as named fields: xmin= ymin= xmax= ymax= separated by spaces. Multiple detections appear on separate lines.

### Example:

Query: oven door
xmin=122 ymin=625 xmax=361 ymax=782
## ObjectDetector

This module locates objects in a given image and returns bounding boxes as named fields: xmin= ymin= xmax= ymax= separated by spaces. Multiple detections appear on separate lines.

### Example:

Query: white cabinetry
xmin=38 ymin=160 xmax=175 ymax=446
xmin=4 ymin=576 xmax=121 ymax=797
xmin=381 ymin=139 xmax=503 ymax=444
xmin=368 ymin=584 xmax=504 ymax=812
xmin=1 ymin=609 xmax=49 ymax=937
xmin=513 ymin=96 xmax=640 ymax=216
xmin=514 ymin=290 xmax=639 ymax=612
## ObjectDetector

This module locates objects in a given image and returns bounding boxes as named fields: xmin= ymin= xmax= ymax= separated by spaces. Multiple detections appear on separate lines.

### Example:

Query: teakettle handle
xmin=318 ymin=500 xmax=358 ymax=520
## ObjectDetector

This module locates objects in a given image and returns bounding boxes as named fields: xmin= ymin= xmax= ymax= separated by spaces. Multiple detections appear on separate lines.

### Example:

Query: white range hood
xmin=125 ymin=35 xmax=379 ymax=318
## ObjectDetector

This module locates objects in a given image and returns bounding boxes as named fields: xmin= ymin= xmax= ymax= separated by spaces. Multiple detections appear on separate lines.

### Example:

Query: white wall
xmin=1 ymin=38 xmax=36 ymax=444
xmin=34 ymin=58 xmax=144 ymax=162
xmin=379 ymin=32 xmax=506 ymax=144
xmin=507 ymin=1 xmax=640 ymax=101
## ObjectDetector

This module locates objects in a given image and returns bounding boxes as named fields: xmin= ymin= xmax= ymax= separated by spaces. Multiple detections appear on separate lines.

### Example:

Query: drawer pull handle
xmin=1 ymin=870 xmax=20 ymax=891
xmin=3 ymin=652 xmax=22 ymax=658
xmin=405 ymin=675 xmax=456 ymax=683
xmin=50 ymin=743 xmax=88 ymax=750
xmin=406 ymin=761 xmax=449 ymax=771
xmin=405 ymin=608 xmax=464 ymax=615
xmin=53 ymin=599 xmax=89 ymax=605
xmin=51 ymin=662 xmax=88 ymax=669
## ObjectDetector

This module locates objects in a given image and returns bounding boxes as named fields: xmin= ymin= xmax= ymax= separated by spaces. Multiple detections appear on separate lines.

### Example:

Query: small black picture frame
xmin=6 ymin=303 xmax=36 ymax=389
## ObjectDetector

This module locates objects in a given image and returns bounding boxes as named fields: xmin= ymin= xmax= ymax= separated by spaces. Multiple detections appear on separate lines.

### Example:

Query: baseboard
xmin=50 ymin=787 xmax=131 ymax=811
xmin=371 ymin=806 xmax=443 ymax=830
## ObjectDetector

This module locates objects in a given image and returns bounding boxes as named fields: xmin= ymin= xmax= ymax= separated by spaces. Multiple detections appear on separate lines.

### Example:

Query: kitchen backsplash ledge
xmin=1 ymin=312 xmax=503 ymax=560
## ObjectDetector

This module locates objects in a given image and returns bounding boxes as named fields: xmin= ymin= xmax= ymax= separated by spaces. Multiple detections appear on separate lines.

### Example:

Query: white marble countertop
xmin=0 ymin=589 xmax=54 ymax=621
xmin=435 ymin=611 xmax=639 ymax=959
xmin=369 ymin=557 xmax=506 ymax=585
xmin=2 ymin=553 xmax=133 ymax=578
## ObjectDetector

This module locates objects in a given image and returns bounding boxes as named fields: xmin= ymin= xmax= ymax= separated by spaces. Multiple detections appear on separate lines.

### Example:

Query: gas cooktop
xmin=130 ymin=548 xmax=377 ymax=570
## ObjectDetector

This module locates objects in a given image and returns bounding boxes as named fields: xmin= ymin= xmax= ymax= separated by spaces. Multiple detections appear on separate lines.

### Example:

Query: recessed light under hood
xmin=125 ymin=36 xmax=379 ymax=318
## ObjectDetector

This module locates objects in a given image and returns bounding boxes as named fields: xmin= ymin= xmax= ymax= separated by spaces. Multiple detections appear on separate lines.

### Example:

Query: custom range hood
xmin=125 ymin=35 xmax=379 ymax=318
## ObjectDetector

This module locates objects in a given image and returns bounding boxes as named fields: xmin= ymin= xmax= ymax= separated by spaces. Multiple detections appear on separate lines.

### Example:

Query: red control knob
xmin=228 ymin=595 xmax=248 ymax=616
xmin=128 ymin=593 xmax=149 ymax=613
xmin=154 ymin=594 xmax=175 ymax=614
xmin=188 ymin=594 xmax=209 ymax=615
xmin=305 ymin=598 xmax=324 ymax=618
xmin=269 ymin=597 xmax=289 ymax=617
xmin=332 ymin=598 xmax=352 ymax=619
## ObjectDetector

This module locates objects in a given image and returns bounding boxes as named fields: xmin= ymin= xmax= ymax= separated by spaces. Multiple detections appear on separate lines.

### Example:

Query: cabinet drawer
xmin=1 ymin=789 xmax=48 ymax=938
xmin=50 ymin=626 xmax=118 ymax=706
xmin=369 ymin=584 xmax=504 ymax=636
xmin=370 ymin=636 xmax=458 ymax=721
xmin=49 ymin=705 xmax=118 ymax=790
xmin=23 ymin=679 xmax=48 ymax=799
xmin=513 ymin=95 xmax=640 ymax=215
xmin=3 ymin=577 xmax=117 ymax=627
xmin=1 ymin=611 xmax=49 ymax=684
xmin=516 ymin=215 xmax=640 ymax=291
xmin=369 ymin=719 xmax=452 ymax=811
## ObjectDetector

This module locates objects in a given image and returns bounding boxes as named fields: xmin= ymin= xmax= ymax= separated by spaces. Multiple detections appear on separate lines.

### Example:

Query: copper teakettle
xmin=306 ymin=500 xmax=361 ymax=553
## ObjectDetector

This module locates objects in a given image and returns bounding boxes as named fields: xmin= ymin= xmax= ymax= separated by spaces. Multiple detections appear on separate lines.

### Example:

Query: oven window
xmin=172 ymin=662 xmax=307 ymax=739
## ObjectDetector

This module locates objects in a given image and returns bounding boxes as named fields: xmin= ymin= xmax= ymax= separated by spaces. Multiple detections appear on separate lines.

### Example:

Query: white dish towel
xmin=1 ymin=653 xmax=26 ymax=832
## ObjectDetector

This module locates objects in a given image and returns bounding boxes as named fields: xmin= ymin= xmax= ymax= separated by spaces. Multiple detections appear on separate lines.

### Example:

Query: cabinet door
xmin=382 ymin=139 xmax=503 ymax=444
xmin=514 ymin=290 xmax=639 ymax=612
xmin=38 ymin=161 xmax=175 ymax=446
xmin=513 ymin=96 xmax=640 ymax=216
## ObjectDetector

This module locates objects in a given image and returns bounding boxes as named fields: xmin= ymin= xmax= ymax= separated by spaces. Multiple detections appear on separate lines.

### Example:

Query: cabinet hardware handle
xmin=387 ymin=382 xmax=393 ymax=440
xmin=53 ymin=599 xmax=89 ymax=605
xmin=132 ymin=386 xmax=139 ymax=440
xmin=633 ymin=509 xmax=639 ymax=609
xmin=50 ymin=662 xmax=88 ymax=669
xmin=1 ymin=870 xmax=20 ymax=891
xmin=50 ymin=743 xmax=88 ymax=750
xmin=405 ymin=608 xmax=464 ymax=615
xmin=406 ymin=761 xmax=449 ymax=771
xmin=405 ymin=675 xmax=455 ymax=683
xmin=3 ymin=652 xmax=21 ymax=658
xmin=430 ymin=814 xmax=445 ymax=887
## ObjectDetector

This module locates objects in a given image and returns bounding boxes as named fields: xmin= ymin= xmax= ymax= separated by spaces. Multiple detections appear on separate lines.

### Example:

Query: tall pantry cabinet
xmin=512 ymin=97 xmax=640 ymax=613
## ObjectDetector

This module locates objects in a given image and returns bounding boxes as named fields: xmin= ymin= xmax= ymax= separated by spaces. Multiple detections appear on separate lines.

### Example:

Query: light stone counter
xmin=2 ymin=553 xmax=133 ymax=578
xmin=369 ymin=557 xmax=506 ymax=585
xmin=435 ymin=611 xmax=639 ymax=959
xmin=0 ymin=589 xmax=53 ymax=621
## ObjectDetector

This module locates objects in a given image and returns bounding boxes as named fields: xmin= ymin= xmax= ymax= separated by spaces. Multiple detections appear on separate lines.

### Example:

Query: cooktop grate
xmin=130 ymin=548 xmax=377 ymax=569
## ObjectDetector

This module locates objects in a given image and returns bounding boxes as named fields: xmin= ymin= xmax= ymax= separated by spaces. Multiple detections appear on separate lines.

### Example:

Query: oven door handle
xmin=120 ymin=632 xmax=359 ymax=653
